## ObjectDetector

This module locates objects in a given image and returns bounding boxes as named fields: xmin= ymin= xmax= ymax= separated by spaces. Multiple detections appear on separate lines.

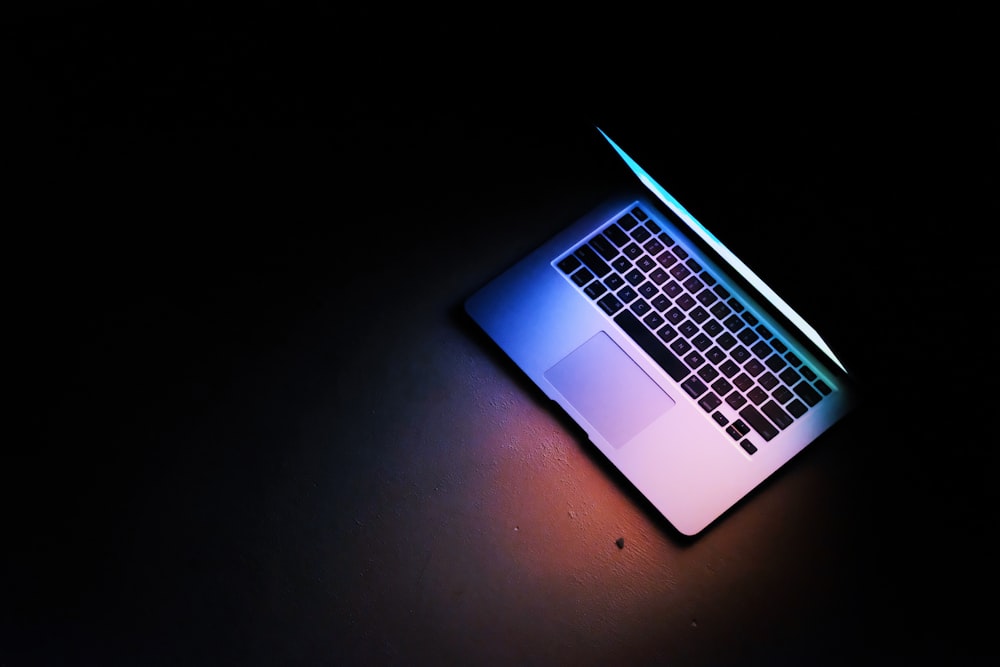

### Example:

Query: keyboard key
xmin=699 ymin=392 xmax=722 ymax=412
xmin=786 ymin=399 xmax=808 ymax=418
xmin=706 ymin=346 xmax=727 ymax=365
xmin=739 ymin=405 xmax=779 ymax=441
xmin=604 ymin=224 xmax=630 ymax=246
xmin=631 ymin=226 xmax=651 ymax=242
xmin=644 ymin=238 xmax=665 ymax=255
xmin=772 ymin=386 xmax=794 ymax=404
xmin=676 ymin=294 xmax=696 ymax=310
xmin=725 ymin=392 xmax=748 ymax=409
xmin=617 ymin=285 xmax=638 ymax=303
xmin=572 ymin=267 xmax=595 ymax=286
xmin=684 ymin=351 xmax=705 ymax=369
xmin=761 ymin=400 xmax=793 ymax=430
xmin=740 ymin=439 xmax=757 ymax=455
xmin=698 ymin=365 xmax=720 ymax=382
xmin=779 ymin=367 xmax=801 ymax=385
xmin=643 ymin=312 xmax=665 ymax=329
xmin=710 ymin=301 xmax=731 ymax=319
xmin=598 ymin=294 xmax=623 ymax=315
xmin=669 ymin=264 xmax=691 ymax=280
xmin=657 ymin=250 xmax=678 ymax=268
xmin=711 ymin=378 xmax=733 ymax=396
xmin=590 ymin=234 xmax=618 ymax=261
xmin=688 ymin=306 xmax=709 ymax=324
xmin=683 ymin=275 xmax=704 ymax=293
xmin=716 ymin=333 xmax=737 ymax=350
xmin=619 ymin=212 xmax=640 ymax=229
xmin=681 ymin=376 xmax=708 ymax=398
xmin=792 ymin=380 xmax=822 ymax=407
xmin=638 ymin=282 xmax=658 ymax=299
xmin=657 ymin=324 xmax=678 ymax=343
xmin=636 ymin=256 xmax=656 ymax=272
xmin=758 ymin=372 xmax=778 ymax=390
xmin=691 ymin=333 xmax=712 ymax=351
xmin=732 ymin=372 xmax=754 ymax=392
xmin=630 ymin=299 xmax=651 ymax=316
xmin=696 ymin=290 xmax=718 ymax=307
xmin=625 ymin=268 xmax=645 ymax=285
xmin=765 ymin=354 xmax=787 ymax=372
xmin=576 ymin=245 xmax=611 ymax=277
xmin=584 ymin=281 xmax=608 ymax=299
xmin=558 ymin=255 xmax=581 ymax=273
xmin=665 ymin=307 xmax=685 ymax=324
xmin=724 ymin=314 xmax=745 ymax=332
xmin=605 ymin=273 xmax=625 ymax=290
xmin=728 ymin=419 xmax=750 ymax=438
xmin=670 ymin=338 xmax=692 ymax=355
xmin=649 ymin=268 xmax=669 ymax=285
xmin=719 ymin=360 xmax=740 ymax=378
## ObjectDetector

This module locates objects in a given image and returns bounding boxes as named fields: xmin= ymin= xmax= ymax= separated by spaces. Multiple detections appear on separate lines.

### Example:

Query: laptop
xmin=464 ymin=127 xmax=857 ymax=536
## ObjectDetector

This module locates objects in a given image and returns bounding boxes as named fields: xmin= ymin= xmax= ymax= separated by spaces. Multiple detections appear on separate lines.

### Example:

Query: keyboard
xmin=555 ymin=204 xmax=832 ymax=455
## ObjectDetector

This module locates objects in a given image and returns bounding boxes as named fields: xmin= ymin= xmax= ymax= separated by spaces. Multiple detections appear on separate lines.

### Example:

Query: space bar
xmin=614 ymin=311 xmax=689 ymax=382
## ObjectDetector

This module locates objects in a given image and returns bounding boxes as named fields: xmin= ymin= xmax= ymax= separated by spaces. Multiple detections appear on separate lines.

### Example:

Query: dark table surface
xmin=6 ymin=6 xmax=998 ymax=666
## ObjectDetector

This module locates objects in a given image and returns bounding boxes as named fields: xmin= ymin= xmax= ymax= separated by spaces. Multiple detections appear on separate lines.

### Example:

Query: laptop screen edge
xmin=595 ymin=126 xmax=849 ymax=374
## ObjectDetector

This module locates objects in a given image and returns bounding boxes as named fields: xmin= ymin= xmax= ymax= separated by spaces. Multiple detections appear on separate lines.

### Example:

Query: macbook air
xmin=465 ymin=127 xmax=856 ymax=536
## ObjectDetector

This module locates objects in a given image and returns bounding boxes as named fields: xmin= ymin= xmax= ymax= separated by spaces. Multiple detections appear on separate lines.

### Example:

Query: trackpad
xmin=544 ymin=331 xmax=675 ymax=448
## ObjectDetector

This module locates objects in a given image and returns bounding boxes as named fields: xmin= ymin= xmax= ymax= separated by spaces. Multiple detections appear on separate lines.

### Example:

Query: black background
xmin=5 ymin=4 xmax=998 ymax=665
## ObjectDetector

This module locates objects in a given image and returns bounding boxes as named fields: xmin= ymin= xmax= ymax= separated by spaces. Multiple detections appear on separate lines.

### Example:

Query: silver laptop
xmin=465 ymin=127 xmax=857 ymax=536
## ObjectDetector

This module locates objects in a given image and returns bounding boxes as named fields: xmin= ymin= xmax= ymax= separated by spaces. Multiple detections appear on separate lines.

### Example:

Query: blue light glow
xmin=596 ymin=127 xmax=848 ymax=374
